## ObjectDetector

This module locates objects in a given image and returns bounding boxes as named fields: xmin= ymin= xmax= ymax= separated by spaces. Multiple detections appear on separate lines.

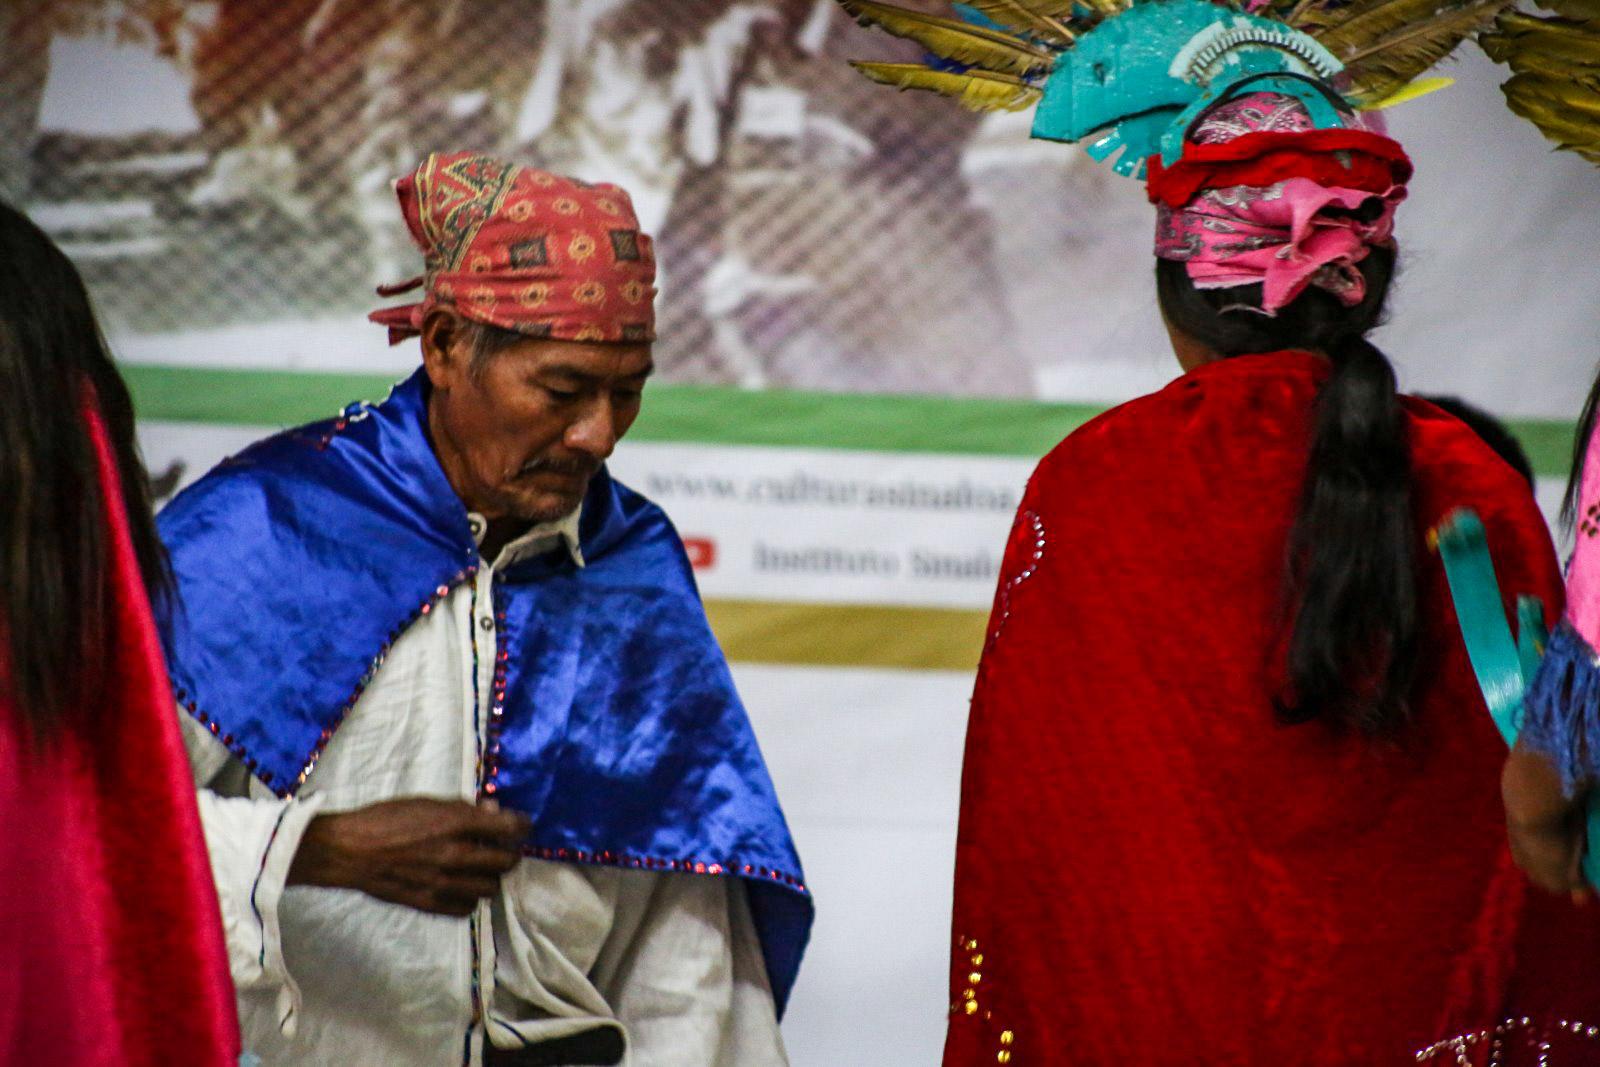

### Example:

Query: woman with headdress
xmin=837 ymin=0 xmax=1600 ymax=1060
xmin=950 ymin=96 xmax=1600 ymax=1063
xmin=0 ymin=202 xmax=239 ymax=1065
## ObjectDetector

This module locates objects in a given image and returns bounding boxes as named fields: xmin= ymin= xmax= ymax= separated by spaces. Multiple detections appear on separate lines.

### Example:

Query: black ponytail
xmin=1561 ymin=365 xmax=1600 ymax=532
xmin=1280 ymin=334 xmax=1416 ymax=732
xmin=1155 ymin=247 xmax=1419 ymax=734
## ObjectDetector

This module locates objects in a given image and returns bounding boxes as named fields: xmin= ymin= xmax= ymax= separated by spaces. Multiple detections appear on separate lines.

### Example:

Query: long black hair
xmin=1562 ymin=369 xmax=1600 ymax=531
xmin=1156 ymin=246 xmax=1416 ymax=734
xmin=0 ymin=200 xmax=168 ymax=739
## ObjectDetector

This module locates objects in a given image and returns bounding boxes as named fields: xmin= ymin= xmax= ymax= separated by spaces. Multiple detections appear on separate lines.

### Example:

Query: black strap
xmin=482 ymin=1027 xmax=625 ymax=1067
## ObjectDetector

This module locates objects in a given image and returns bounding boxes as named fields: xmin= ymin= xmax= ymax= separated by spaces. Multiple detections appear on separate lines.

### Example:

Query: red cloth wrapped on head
xmin=1145 ymin=93 xmax=1412 ymax=315
xmin=368 ymin=152 xmax=657 ymax=346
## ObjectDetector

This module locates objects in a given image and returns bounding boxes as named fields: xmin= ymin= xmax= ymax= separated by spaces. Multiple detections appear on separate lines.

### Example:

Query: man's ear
xmin=420 ymin=309 xmax=470 ymax=391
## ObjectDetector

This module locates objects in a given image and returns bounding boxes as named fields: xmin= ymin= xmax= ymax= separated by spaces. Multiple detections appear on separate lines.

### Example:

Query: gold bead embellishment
xmin=951 ymin=935 xmax=984 ymax=1016
xmin=952 ymin=932 xmax=1014 ymax=1060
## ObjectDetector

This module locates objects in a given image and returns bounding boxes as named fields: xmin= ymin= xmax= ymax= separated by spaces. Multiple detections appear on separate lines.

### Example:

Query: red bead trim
xmin=479 ymin=584 xmax=509 ymax=798
xmin=523 ymin=845 xmax=808 ymax=894
xmin=175 ymin=566 xmax=479 ymax=798
xmin=295 ymin=401 xmax=377 ymax=452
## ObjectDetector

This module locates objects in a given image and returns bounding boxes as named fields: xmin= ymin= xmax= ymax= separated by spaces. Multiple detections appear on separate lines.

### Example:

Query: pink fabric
xmin=1564 ymin=430 xmax=1600 ymax=650
xmin=0 ymin=400 xmax=240 ymax=1066
xmin=1154 ymin=176 xmax=1405 ymax=312
xmin=1189 ymin=91 xmax=1321 ymax=142
xmin=1152 ymin=92 xmax=1408 ymax=314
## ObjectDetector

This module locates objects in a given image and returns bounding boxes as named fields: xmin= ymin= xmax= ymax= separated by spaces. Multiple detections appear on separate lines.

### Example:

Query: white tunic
xmin=182 ymin=511 xmax=788 ymax=1066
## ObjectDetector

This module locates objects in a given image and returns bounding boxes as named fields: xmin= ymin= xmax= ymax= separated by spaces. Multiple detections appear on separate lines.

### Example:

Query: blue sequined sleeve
xmin=1519 ymin=620 xmax=1600 ymax=797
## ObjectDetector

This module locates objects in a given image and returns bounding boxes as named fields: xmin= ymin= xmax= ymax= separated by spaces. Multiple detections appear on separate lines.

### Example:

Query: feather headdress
xmin=839 ymin=0 xmax=1600 ymax=172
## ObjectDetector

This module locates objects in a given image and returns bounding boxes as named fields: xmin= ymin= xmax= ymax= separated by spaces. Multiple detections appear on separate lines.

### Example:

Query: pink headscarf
xmin=1148 ymin=93 xmax=1411 ymax=315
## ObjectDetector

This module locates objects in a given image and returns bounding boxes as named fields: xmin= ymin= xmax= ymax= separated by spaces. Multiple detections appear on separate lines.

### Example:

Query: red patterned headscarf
xmin=369 ymin=152 xmax=657 ymax=345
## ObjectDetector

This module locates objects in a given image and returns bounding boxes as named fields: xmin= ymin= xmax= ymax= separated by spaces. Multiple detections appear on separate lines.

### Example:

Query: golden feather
xmin=1478 ymin=43 xmax=1600 ymax=83
xmin=977 ymin=0 xmax=1082 ymax=16
xmin=836 ymin=0 xmax=1056 ymax=76
xmin=1500 ymin=72 xmax=1600 ymax=159
xmin=1478 ymin=12 xmax=1600 ymax=165
xmin=1532 ymin=0 xmax=1600 ymax=19
xmin=1481 ymin=12 xmax=1600 ymax=68
xmin=1325 ymin=0 xmax=1511 ymax=104
xmin=849 ymin=60 xmax=1045 ymax=110
xmin=1314 ymin=0 xmax=1507 ymax=60
xmin=1503 ymin=72 xmax=1600 ymax=120
xmin=1076 ymin=0 xmax=1132 ymax=18
xmin=962 ymin=0 xmax=1077 ymax=44
xmin=1282 ymin=0 xmax=1332 ymax=31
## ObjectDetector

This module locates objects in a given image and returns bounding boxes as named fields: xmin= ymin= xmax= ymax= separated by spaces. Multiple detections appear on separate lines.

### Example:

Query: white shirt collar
xmin=467 ymin=506 xmax=585 ymax=570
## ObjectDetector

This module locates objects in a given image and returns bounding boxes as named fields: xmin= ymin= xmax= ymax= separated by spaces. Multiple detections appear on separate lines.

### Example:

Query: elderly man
xmin=155 ymin=152 xmax=810 ymax=1066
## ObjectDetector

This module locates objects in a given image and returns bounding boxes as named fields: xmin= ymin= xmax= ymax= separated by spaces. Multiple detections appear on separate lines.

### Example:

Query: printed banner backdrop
xmin=5 ymin=1 xmax=1599 ymax=1063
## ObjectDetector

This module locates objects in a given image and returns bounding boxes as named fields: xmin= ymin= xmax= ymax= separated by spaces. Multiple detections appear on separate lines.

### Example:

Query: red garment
xmin=946 ymin=352 xmax=1600 ymax=1066
xmin=369 ymin=151 xmax=658 ymax=345
xmin=1144 ymin=128 xmax=1412 ymax=209
xmin=0 ymin=404 xmax=239 ymax=1065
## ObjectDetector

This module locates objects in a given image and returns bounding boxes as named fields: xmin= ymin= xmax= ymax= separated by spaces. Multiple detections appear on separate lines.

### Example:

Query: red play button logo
xmin=682 ymin=537 xmax=717 ymax=570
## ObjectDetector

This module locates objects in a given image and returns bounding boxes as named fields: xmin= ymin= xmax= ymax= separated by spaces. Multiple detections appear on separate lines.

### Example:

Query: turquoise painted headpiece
xmin=846 ymin=0 xmax=1600 ymax=177
xmin=841 ymin=0 xmax=1355 ymax=180
xmin=1030 ymin=0 xmax=1347 ymax=175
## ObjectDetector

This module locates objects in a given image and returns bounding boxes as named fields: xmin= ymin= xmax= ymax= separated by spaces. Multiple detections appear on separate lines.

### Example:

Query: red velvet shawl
xmin=0 ymin=404 xmax=239 ymax=1065
xmin=946 ymin=352 xmax=1600 ymax=1066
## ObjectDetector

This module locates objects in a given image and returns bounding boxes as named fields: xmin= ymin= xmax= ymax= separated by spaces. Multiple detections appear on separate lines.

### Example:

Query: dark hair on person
xmin=0 ymin=200 xmax=167 ymax=739
xmin=1561 ymin=367 xmax=1600 ymax=531
xmin=1418 ymin=395 xmax=1536 ymax=490
xmin=460 ymin=317 xmax=530 ymax=375
xmin=1155 ymin=245 xmax=1415 ymax=735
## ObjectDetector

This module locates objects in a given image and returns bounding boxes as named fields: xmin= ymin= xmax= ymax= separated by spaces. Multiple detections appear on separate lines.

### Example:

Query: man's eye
xmin=544 ymin=386 xmax=580 ymax=402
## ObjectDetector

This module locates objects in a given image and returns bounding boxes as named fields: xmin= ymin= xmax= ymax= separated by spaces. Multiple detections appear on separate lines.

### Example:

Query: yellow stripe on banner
xmin=704 ymin=599 xmax=989 ymax=672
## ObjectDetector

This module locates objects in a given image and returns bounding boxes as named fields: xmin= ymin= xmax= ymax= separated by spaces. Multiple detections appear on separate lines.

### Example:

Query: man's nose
xmin=565 ymin=399 xmax=618 ymax=460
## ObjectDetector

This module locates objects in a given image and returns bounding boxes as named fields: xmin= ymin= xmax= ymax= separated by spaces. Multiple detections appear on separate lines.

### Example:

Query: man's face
xmin=423 ymin=315 xmax=653 ymax=525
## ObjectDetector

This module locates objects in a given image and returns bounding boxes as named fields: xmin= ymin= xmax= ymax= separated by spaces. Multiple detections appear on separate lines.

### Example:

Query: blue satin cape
xmin=153 ymin=370 xmax=811 ymax=1013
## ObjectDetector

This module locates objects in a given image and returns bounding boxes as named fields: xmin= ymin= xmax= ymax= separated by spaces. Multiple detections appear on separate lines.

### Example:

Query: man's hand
xmin=288 ymin=798 xmax=531 ymax=917
xmin=1503 ymin=748 xmax=1590 ymax=903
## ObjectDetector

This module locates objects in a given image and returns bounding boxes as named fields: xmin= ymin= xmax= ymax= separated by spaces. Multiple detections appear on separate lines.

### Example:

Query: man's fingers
xmin=461 ymin=803 xmax=531 ymax=847
xmin=367 ymin=872 xmax=504 ymax=916
xmin=425 ymin=890 xmax=480 ymax=917
xmin=448 ymin=874 xmax=505 ymax=900
xmin=440 ymin=841 xmax=522 ymax=876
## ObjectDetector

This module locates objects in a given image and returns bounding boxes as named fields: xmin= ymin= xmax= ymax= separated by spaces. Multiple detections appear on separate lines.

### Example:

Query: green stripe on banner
xmin=120 ymin=363 xmax=1578 ymax=475
xmin=119 ymin=363 xmax=1098 ymax=456
xmin=704 ymin=600 xmax=987 ymax=671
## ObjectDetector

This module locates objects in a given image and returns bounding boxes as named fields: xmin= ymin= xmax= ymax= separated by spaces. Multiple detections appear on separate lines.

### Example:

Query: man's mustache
xmin=518 ymin=456 xmax=601 ymax=479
